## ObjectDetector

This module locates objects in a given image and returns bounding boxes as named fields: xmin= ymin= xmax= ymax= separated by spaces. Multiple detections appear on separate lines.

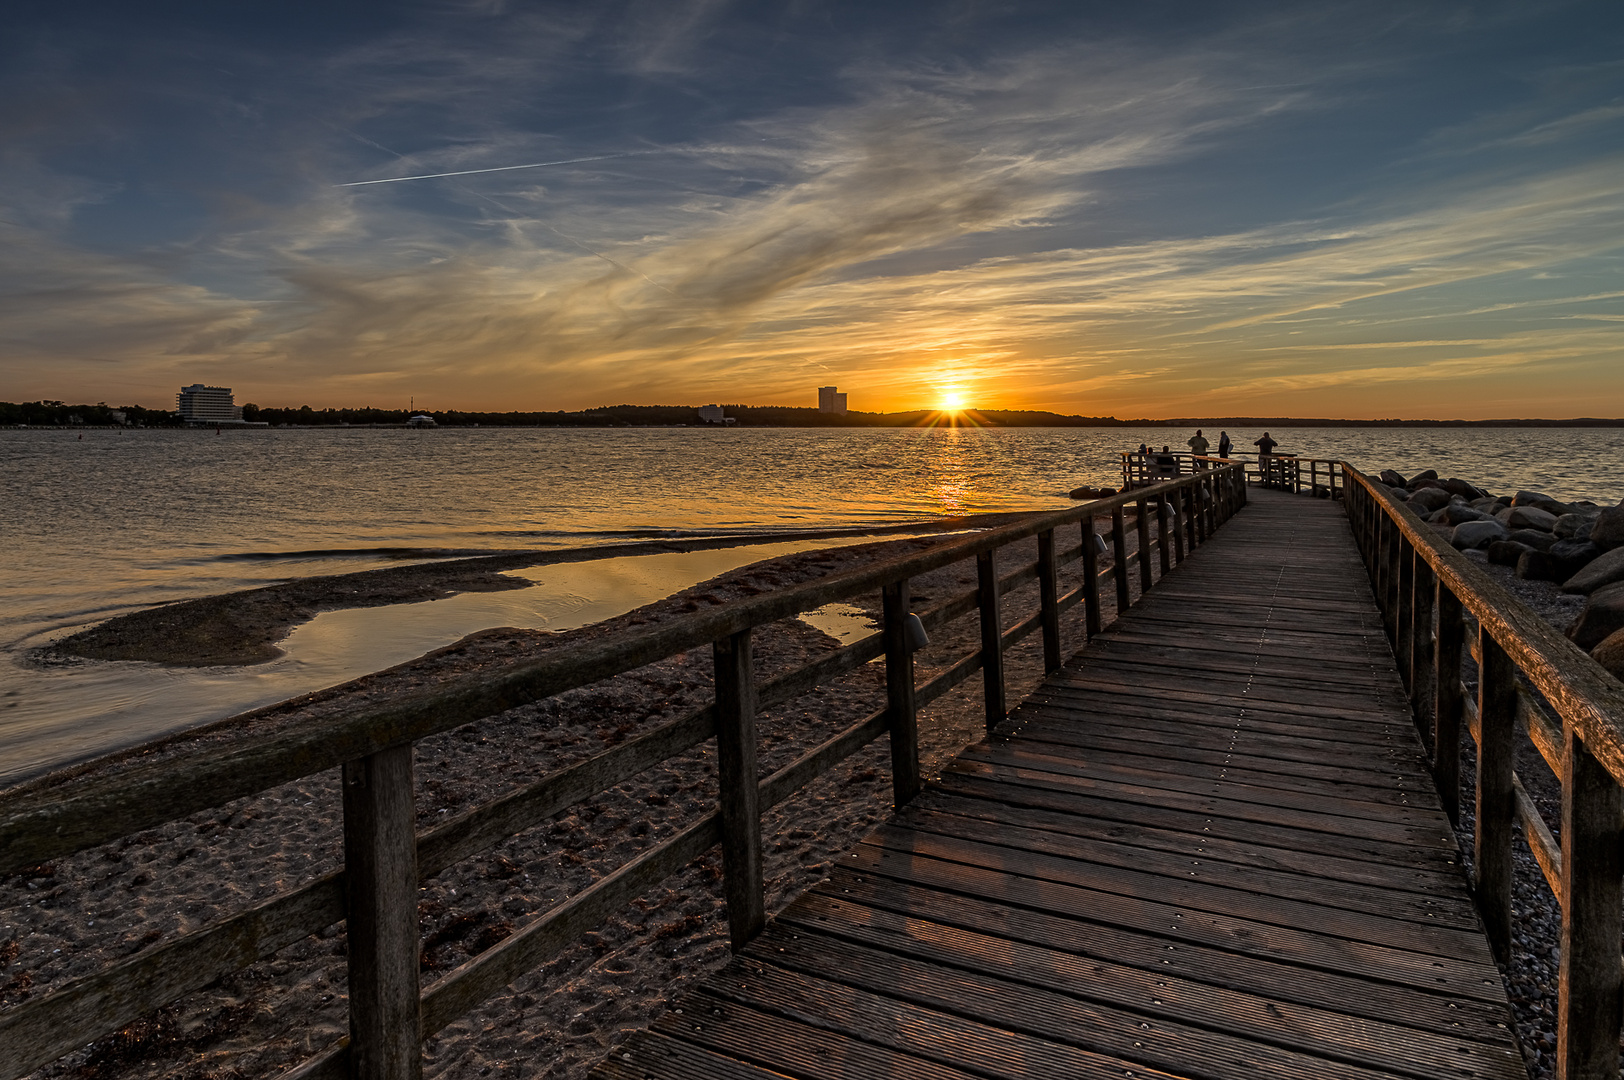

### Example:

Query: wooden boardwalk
xmin=594 ymin=488 xmax=1528 ymax=1080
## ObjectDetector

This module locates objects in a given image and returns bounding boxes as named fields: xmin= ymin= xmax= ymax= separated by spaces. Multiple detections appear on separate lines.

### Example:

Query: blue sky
xmin=2 ymin=0 xmax=1621 ymax=417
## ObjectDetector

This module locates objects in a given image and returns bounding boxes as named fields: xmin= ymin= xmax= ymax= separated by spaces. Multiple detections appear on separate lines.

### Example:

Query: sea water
xmin=2 ymin=424 xmax=1619 ymax=782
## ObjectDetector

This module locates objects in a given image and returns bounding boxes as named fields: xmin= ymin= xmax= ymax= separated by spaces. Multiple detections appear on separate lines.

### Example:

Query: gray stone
xmin=1519 ymin=550 xmax=1574 ymax=583
xmin=1412 ymin=469 xmax=1439 ymax=481
xmin=1387 ymin=487 xmax=1410 ymax=501
xmin=1470 ymin=496 xmax=1503 ymax=513
xmin=1504 ymin=505 xmax=1558 ymax=531
xmin=1507 ymin=529 xmax=1559 ymax=551
xmin=1443 ymin=477 xmax=1485 ymax=499
xmin=1512 ymin=490 xmax=1569 ymax=514
xmin=1562 ymin=544 xmax=1624 ymax=595
xmin=1591 ymin=628 xmax=1624 ymax=683
xmin=1589 ymin=503 xmax=1624 ymax=551
xmin=1407 ymin=477 xmax=1447 ymax=493
xmin=1407 ymin=487 xmax=1454 ymax=514
xmin=1487 ymin=540 xmax=1531 ymax=567
xmin=1451 ymin=520 xmax=1509 ymax=549
xmin=1379 ymin=469 xmax=1409 ymax=488
xmin=1569 ymin=582 xmax=1624 ymax=651
xmin=1439 ymin=503 xmax=1492 ymax=526
xmin=1553 ymin=513 xmax=1598 ymax=540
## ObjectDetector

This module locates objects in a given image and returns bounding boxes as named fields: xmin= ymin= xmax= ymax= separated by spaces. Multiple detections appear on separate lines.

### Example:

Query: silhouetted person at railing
xmin=1154 ymin=445 xmax=1178 ymax=479
xmin=1254 ymin=431 xmax=1277 ymax=456
xmin=1217 ymin=431 xmax=1232 ymax=458
xmin=1187 ymin=429 xmax=1209 ymax=467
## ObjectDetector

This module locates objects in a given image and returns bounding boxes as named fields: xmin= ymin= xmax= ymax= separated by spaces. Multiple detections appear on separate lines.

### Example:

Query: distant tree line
xmin=0 ymin=401 xmax=181 ymax=426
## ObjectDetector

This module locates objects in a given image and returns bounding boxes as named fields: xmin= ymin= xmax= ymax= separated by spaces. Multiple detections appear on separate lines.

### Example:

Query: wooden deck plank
xmin=594 ymin=488 xmax=1528 ymax=1080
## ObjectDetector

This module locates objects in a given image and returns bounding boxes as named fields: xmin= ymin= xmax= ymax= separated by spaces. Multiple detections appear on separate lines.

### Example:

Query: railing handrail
xmin=1348 ymin=467 xmax=1624 ymax=780
xmin=0 ymin=473 xmax=1224 ymax=872
xmin=0 ymin=465 xmax=1250 ymax=1080
xmin=1344 ymin=462 xmax=1624 ymax=1079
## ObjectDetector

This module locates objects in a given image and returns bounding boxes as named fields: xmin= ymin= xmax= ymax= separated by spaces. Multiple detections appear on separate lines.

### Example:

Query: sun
xmin=939 ymin=390 xmax=967 ymax=413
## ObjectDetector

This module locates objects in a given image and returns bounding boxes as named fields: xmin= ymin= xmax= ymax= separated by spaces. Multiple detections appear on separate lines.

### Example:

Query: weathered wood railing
xmin=0 ymin=466 xmax=1249 ymax=1079
xmin=1120 ymin=450 xmax=1343 ymax=497
xmin=1347 ymin=466 xmax=1624 ymax=1080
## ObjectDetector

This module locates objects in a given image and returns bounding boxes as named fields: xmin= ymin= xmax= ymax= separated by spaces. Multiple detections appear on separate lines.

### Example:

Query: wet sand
xmin=45 ymin=516 xmax=1038 ymax=668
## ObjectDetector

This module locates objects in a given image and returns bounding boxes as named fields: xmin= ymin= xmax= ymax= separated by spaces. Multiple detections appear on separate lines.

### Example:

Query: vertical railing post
xmin=1475 ymin=629 xmax=1516 ymax=964
xmin=977 ymin=550 xmax=1007 ymax=728
xmin=882 ymin=581 xmax=922 ymax=806
xmin=1435 ymin=585 xmax=1464 ymax=825
xmin=1156 ymin=497 xmax=1172 ymax=576
xmin=342 ymin=744 xmax=422 ymax=1080
xmin=1188 ymin=480 xmax=1201 ymax=548
xmin=1110 ymin=505 xmax=1131 ymax=613
xmin=1172 ymin=489 xmax=1187 ymax=564
xmin=1557 ymin=728 xmax=1624 ymax=1079
xmin=1193 ymin=480 xmax=1209 ymax=544
xmin=1037 ymin=530 xmax=1063 ymax=672
xmin=1396 ymin=535 xmax=1414 ymax=694
xmin=1134 ymin=500 xmax=1153 ymax=594
xmin=1410 ymin=554 xmax=1436 ymax=752
xmin=1205 ymin=474 xmax=1218 ymax=534
xmin=713 ymin=629 xmax=764 ymax=949
xmin=1081 ymin=517 xmax=1102 ymax=639
xmin=1385 ymin=516 xmax=1402 ymax=643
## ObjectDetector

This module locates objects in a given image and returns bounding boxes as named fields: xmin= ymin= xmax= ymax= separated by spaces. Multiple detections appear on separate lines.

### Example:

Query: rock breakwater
xmin=1370 ymin=467 xmax=1624 ymax=681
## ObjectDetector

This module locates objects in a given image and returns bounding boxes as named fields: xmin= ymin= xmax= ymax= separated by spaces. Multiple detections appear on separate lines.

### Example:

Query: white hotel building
xmin=176 ymin=384 xmax=244 ymax=424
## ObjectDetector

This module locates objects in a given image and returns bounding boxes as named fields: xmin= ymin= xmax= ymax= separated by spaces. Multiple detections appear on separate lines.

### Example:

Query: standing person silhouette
xmin=1217 ymin=431 xmax=1232 ymax=457
xmin=1254 ymin=431 xmax=1280 ymax=488
xmin=1187 ymin=429 xmax=1210 ymax=470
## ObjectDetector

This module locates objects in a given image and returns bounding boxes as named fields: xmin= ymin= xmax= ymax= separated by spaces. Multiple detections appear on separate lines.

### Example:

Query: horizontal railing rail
xmin=1346 ymin=466 xmax=1624 ymax=1080
xmin=0 ymin=465 xmax=1249 ymax=1080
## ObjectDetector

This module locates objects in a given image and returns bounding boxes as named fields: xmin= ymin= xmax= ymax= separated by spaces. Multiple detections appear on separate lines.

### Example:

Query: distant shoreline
xmin=4 ymin=407 xmax=1623 ymax=431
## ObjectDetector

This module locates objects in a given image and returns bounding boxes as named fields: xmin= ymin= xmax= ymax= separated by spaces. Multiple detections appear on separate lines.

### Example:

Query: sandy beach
xmin=4 ymin=524 xmax=1118 ymax=1080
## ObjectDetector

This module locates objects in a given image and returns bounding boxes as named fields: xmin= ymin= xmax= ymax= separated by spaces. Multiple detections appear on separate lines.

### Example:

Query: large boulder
xmin=1554 ymin=513 xmax=1598 ymax=540
xmin=1487 ymin=540 xmax=1531 ymax=567
xmin=1504 ymin=505 xmax=1559 ymax=531
xmin=1563 ymin=545 xmax=1624 ymax=595
xmin=1411 ymin=469 xmax=1439 ymax=482
xmin=1439 ymin=503 xmax=1493 ymax=526
xmin=1512 ymin=490 xmax=1571 ymax=515
xmin=1407 ymin=487 xmax=1454 ymax=515
xmin=1407 ymin=477 xmax=1448 ymax=493
xmin=1569 ymin=582 xmax=1624 ymax=651
xmin=1591 ymin=628 xmax=1624 ymax=683
xmin=1519 ymin=550 xmax=1574 ymax=582
xmin=1379 ymin=469 xmax=1409 ymax=488
xmin=1507 ymin=528 xmax=1559 ymax=551
xmin=1590 ymin=502 xmax=1624 ymax=551
xmin=1444 ymin=477 xmax=1487 ymax=499
xmin=1470 ymin=496 xmax=1504 ymax=513
xmin=1452 ymin=520 xmax=1509 ymax=549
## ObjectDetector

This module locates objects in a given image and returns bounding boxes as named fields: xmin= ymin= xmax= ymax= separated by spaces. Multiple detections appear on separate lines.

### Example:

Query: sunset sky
xmin=3 ymin=1 xmax=1621 ymax=419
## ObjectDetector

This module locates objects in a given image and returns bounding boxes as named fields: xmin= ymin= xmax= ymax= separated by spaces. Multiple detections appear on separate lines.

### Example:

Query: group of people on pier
xmin=1136 ymin=429 xmax=1283 ymax=481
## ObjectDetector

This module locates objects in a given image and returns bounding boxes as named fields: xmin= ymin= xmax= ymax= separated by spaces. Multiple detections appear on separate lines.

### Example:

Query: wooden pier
xmin=595 ymin=488 xmax=1529 ymax=1080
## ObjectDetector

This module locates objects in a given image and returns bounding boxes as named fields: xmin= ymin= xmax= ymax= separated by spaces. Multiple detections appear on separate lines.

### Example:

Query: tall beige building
xmin=817 ymin=386 xmax=848 ymax=414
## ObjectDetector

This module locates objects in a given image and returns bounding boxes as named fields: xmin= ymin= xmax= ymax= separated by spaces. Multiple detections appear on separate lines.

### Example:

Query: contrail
xmin=339 ymin=154 xmax=633 ymax=187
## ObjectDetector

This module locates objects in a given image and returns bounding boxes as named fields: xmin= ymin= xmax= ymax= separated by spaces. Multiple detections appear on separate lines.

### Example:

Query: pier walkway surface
xmin=594 ymin=488 xmax=1529 ymax=1080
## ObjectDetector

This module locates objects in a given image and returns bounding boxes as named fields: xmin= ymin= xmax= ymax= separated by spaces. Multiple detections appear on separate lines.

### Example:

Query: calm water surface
xmin=3 ymin=425 xmax=1619 ymax=781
